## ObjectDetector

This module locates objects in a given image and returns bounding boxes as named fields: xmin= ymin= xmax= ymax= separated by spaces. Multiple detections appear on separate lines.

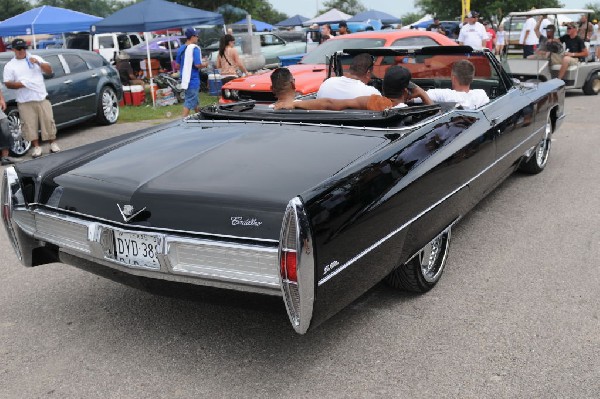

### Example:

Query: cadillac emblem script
xmin=117 ymin=204 xmax=146 ymax=222
xmin=231 ymin=216 xmax=262 ymax=227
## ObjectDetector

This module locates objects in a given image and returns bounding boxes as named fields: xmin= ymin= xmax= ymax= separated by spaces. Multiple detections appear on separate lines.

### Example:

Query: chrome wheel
xmin=419 ymin=235 xmax=443 ymax=283
xmin=520 ymin=112 xmax=553 ymax=174
xmin=6 ymin=109 xmax=31 ymax=157
xmin=385 ymin=227 xmax=451 ymax=293
xmin=97 ymin=87 xmax=119 ymax=125
xmin=535 ymin=115 xmax=552 ymax=168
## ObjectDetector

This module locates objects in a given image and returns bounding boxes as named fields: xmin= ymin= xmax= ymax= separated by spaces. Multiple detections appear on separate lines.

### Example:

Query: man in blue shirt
xmin=176 ymin=28 xmax=205 ymax=116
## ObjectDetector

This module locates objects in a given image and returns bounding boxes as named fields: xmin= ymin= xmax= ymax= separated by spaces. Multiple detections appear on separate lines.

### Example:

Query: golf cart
xmin=503 ymin=8 xmax=600 ymax=95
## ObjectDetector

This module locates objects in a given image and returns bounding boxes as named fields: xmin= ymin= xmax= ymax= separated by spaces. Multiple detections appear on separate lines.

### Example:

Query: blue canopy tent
xmin=412 ymin=19 xmax=435 ymax=29
xmin=234 ymin=18 xmax=273 ymax=32
xmin=348 ymin=10 xmax=401 ymax=25
xmin=92 ymin=0 xmax=223 ymax=33
xmin=0 ymin=6 xmax=102 ymax=47
xmin=92 ymin=0 xmax=224 ymax=106
xmin=275 ymin=14 xmax=309 ymax=27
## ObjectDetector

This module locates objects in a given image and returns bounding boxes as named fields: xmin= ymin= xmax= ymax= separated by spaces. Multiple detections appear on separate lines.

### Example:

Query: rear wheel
xmin=6 ymin=108 xmax=31 ymax=157
xmin=582 ymin=74 xmax=600 ymax=95
xmin=386 ymin=228 xmax=451 ymax=293
xmin=96 ymin=86 xmax=119 ymax=125
xmin=520 ymin=113 xmax=552 ymax=174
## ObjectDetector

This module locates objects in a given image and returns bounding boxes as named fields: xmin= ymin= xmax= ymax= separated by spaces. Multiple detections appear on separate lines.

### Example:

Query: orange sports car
xmin=218 ymin=30 xmax=457 ymax=103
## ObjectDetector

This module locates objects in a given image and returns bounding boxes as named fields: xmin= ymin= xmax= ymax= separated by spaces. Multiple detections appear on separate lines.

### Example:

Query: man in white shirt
xmin=539 ymin=15 xmax=552 ymax=37
xmin=421 ymin=60 xmax=490 ymax=109
xmin=520 ymin=15 xmax=539 ymax=58
xmin=3 ymin=38 xmax=58 ymax=158
xmin=317 ymin=53 xmax=381 ymax=99
xmin=458 ymin=11 xmax=487 ymax=50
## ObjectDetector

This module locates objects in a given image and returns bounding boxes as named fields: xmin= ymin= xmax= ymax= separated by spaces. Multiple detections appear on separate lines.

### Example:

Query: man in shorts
xmin=175 ymin=28 xmax=206 ymax=117
xmin=3 ymin=38 xmax=58 ymax=158
xmin=555 ymin=22 xmax=588 ymax=81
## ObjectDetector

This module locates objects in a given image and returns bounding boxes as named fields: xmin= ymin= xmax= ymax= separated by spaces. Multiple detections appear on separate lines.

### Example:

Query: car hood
xmin=223 ymin=64 xmax=328 ymax=95
xmin=48 ymin=121 xmax=386 ymax=240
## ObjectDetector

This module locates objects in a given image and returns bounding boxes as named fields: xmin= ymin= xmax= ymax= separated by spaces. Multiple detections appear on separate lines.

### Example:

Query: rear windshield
xmin=301 ymin=38 xmax=386 ymax=65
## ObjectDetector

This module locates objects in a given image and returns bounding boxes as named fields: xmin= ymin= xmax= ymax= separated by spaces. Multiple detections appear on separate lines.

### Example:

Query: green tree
xmin=184 ymin=0 xmax=288 ymax=24
xmin=401 ymin=12 xmax=424 ymax=26
xmin=584 ymin=2 xmax=600 ymax=22
xmin=319 ymin=0 xmax=366 ymax=15
xmin=415 ymin=0 xmax=562 ymax=23
xmin=37 ymin=0 xmax=134 ymax=17
xmin=0 ymin=0 xmax=32 ymax=21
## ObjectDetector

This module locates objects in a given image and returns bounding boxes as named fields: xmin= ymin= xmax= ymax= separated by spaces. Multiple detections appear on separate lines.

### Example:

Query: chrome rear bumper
xmin=11 ymin=208 xmax=282 ymax=296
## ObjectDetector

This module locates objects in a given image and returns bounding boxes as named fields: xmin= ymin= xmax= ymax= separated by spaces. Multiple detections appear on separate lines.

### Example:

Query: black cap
xmin=11 ymin=38 xmax=27 ymax=50
xmin=339 ymin=21 xmax=348 ymax=28
xmin=383 ymin=65 xmax=412 ymax=98
xmin=467 ymin=11 xmax=479 ymax=18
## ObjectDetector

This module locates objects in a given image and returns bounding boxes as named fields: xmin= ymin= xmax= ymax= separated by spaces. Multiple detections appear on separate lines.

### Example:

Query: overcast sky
xmin=267 ymin=0 xmax=592 ymax=20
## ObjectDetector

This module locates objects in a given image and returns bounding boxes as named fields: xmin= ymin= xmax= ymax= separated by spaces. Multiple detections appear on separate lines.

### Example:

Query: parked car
xmin=123 ymin=35 xmax=187 ymax=71
xmin=206 ymin=32 xmax=308 ymax=69
xmin=0 ymin=49 xmax=123 ymax=156
xmin=1 ymin=45 xmax=565 ymax=334
xmin=66 ymin=32 xmax=144 ymax=63
xmin=504 ymin=8 xmax=600 ymax=95
xmin=219 ymin=30 xmax=457 ymax=103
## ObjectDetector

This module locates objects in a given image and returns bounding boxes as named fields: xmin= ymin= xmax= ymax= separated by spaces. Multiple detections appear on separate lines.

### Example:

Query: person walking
xmin=458 ymin=11 xmax=487 ymax=50
xmin=495 ymin=24 xmax=506 ymax=56
xmin=3 ymin=38 xmax=59 ymax=158
xmin=520 ymin=14 xmax=539 ymax=58
xmin=216 ymin=34 xmax=250 ymax=84
xmin=175 ymin=28 xmax=206 ymax=117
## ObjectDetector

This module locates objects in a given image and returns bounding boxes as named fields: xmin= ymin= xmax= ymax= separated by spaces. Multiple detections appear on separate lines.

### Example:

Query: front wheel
xmin=520 ymin=113 xmax=552 ymax=174
xmin=6 ymin=108 xmax=31 ymax=157
xmin=582 ymin=74 xmax=600 ymax=95
xmin=96 ymin=86 xmax=119 ymax=125
xmin=386 ymin=228 xmax=451 ymax=293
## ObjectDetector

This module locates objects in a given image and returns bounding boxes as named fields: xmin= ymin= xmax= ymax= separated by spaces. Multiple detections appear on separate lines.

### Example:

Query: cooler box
xmin=119 ymin=85 xmax=145 ymax=106
xmin=279 ymin=54 xmax=305 ymax=67
xmin=208 ymin=73 xmax=222 ymax=96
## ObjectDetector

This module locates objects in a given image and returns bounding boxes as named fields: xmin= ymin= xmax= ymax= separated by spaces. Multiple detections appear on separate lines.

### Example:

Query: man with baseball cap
xmin=458 ymin=11 xmax=487 ymax=50
xmin=175 ymin=28 xmax=206 ymax=116
xmin=555 ymin=22 xmax=588 ymax=80
xmin=3 ymin=38 xmax=59 ymax=158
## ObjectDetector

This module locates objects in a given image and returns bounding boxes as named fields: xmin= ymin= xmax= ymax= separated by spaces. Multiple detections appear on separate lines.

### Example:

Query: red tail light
xmin=280 ymin=250 xmax=297 ymax=282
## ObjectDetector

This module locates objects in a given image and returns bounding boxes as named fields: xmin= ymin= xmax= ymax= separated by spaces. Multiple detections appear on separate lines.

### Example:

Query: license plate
xmin=114 ymin=230 xmax=162 ymax=269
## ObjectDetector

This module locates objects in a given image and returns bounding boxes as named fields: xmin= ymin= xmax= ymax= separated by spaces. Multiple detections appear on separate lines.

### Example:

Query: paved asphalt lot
xmin=1 ymin=94 xmax=599 ymax=398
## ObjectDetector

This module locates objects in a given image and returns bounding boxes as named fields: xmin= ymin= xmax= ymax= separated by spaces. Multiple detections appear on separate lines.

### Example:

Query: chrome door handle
xmin=91 ymin=73 xmax=98 ymax=77
xmin=490 ymin=116 xmax=502 ymax=126
xmin=64 ymin=80 xmax=73 ymax=84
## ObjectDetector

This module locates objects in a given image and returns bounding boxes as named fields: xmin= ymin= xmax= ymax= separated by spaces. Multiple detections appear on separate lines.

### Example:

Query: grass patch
xmin=118 ymin=92 xmax=218 ymax=123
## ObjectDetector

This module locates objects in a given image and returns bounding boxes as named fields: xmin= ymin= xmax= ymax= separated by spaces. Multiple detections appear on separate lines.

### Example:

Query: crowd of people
xmin=3 ymin=11 xmax=599 ymax=163
xmin=270 ymin=53 xmax=489 ymax=112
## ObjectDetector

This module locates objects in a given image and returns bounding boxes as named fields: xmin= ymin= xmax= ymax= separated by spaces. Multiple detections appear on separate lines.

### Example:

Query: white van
xmin=66 ymin=32 xmax=144 ymax=63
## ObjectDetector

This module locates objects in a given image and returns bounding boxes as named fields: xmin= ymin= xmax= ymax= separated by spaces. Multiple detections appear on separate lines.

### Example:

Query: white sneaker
xmin=31 ymin=146 xmax=42 ymax=158
xmin=50 ymin=143 xmax=61 ymax=153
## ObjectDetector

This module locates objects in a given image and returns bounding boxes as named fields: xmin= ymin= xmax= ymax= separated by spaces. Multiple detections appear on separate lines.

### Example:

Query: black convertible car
xmin=2 ymin=46 xmax=565 ymax=334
